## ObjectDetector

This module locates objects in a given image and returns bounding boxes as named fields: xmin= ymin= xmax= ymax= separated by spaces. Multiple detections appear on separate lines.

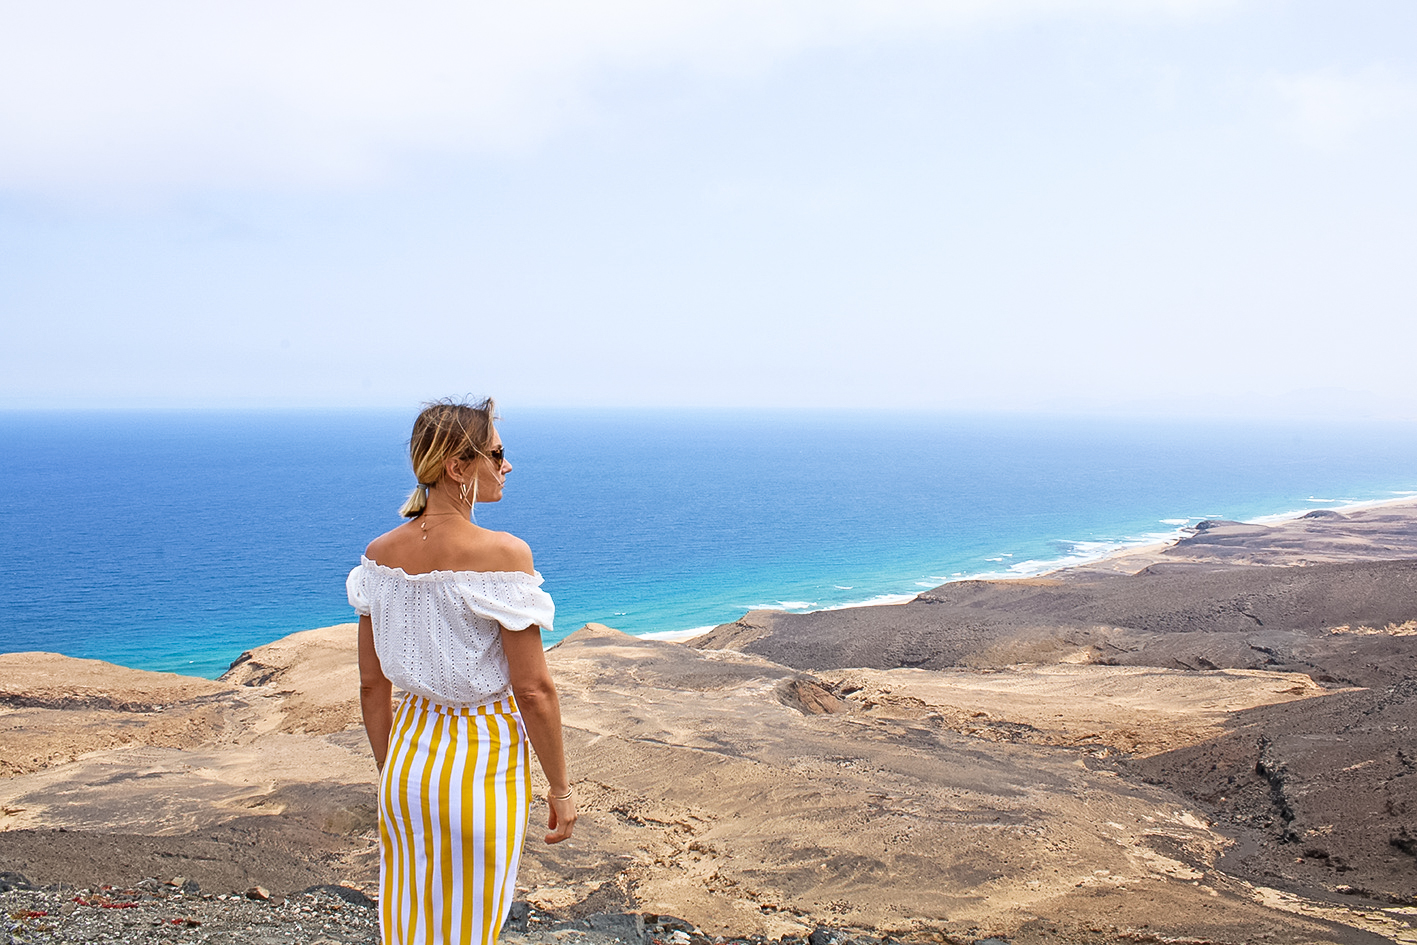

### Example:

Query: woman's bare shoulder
xmin=474 ymin=529 xmax=534 ymax=575
xmin=364 ymin=524 xmax=415 ymax=562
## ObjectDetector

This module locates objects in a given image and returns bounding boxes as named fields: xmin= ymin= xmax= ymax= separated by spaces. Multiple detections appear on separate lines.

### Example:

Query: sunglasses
xmin=480 ymin=446 xmax=506 ymax=465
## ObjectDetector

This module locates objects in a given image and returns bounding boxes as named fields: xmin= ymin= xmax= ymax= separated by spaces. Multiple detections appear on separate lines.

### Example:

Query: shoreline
xmin=641 ymin=491 xmax=1417 ymax=644
xmin=955 ymin=491 xmax=1417 ymax=584
xmin=11 ymin=493 xmax=1417 ymax=676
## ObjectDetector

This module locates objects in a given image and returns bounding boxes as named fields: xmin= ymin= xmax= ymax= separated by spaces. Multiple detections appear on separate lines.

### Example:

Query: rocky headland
xmin=6 ymin=502 xmax=1417 ymax=943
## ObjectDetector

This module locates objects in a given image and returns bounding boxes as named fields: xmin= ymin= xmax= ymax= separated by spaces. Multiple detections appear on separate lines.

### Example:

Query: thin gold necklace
xmin=418 ymin=511 xmax=465 ymax=541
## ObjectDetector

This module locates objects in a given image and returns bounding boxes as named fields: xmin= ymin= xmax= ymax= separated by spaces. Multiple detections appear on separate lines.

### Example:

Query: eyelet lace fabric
xmin=347 ymin=556 xmax=555 ymax=707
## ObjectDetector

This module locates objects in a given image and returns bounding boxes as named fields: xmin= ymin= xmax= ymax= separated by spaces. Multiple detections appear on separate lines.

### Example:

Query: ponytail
xmin=400 ymin=482 xmax=431 ymax=519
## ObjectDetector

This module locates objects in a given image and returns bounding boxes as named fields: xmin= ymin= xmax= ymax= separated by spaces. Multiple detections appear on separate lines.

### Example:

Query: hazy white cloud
xmin=0 ymin=0 xmax=1233 ymax=195
xmin=1269 ymin=66 xmax=1416 ymax=151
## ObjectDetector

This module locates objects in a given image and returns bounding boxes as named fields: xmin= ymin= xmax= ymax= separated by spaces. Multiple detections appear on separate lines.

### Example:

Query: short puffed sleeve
xmin=346 ymin=564 xmax=371 ymax=616
xmin=454 ymin=571 xmax=555 ymax=633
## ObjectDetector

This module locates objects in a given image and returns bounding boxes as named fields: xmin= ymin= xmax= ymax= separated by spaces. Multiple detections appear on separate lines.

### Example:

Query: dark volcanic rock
xmin=1132 ymin=677 xmax=1417 ymax=903
xmin=777 ymin=676 xmax=847 ymax=715
xmin=0 ymin=870 xmax=32 ymax=892
xmin=693 ymin=560 xmax=1417 ymax=685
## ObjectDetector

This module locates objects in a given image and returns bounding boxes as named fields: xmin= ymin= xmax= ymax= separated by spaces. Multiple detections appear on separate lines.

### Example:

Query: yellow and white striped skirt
xmin=379 ymin=693 xmax=531 ymax=945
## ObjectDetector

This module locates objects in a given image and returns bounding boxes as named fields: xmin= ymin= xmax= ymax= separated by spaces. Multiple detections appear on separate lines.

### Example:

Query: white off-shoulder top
xmin=347 ymin=556 xmax=555 ymax=708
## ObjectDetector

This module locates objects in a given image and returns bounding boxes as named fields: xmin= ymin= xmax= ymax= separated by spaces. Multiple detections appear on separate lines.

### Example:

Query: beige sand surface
xmin=814 ymin=663 xmax=1336 ymax=757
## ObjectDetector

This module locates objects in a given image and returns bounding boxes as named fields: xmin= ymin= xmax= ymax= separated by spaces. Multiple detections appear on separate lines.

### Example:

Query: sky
xmin=1 ymin=0 xmax=1414 ymax=417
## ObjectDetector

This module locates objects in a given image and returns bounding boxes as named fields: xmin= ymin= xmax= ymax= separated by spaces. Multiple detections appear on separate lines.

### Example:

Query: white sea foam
xmin=1248 ymin=493 xmax=1417 ymax=526
xmin=822 ymin=593 xmax=916 ymax=610
xmin=638 ymin=589 xmax=921 ymax=643
xmin=640 ymin=626 xmax=717 ymax=642
xmin=833 ymin=585 xmax=853 ymax=590
xmin=959 ymin=528 xmax=1189 ymax=582
xmin=1159 ymin=518 xmax=1191 ymax=525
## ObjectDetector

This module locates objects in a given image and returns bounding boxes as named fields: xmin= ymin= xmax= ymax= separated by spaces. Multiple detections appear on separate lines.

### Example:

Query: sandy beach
xmin=5 ymin=501 xmax=1417 ymax=943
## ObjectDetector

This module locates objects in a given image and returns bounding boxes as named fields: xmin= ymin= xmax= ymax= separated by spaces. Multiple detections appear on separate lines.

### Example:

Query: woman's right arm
xmin=358 ymin=615 xmax=394 ymax=771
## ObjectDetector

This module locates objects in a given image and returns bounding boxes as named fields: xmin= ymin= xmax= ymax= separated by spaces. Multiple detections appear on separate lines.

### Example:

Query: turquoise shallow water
xmin=3 ymin=409 xmax=1417 ymax=677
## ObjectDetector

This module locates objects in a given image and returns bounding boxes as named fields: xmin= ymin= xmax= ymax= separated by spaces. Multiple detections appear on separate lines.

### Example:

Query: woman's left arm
xmin=358 ymin=615 xmax=394 ymax=771
xmin=503 ymin=625 xmax=577 ymax=844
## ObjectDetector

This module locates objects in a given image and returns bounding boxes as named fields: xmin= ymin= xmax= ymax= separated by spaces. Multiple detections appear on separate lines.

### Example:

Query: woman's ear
xmin=444 ymin=454 xmax=467 ymax=485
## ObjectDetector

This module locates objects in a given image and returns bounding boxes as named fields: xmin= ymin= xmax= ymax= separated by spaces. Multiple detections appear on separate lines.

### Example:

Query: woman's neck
xmin=422 ymin=480 xmax=474 ymax=522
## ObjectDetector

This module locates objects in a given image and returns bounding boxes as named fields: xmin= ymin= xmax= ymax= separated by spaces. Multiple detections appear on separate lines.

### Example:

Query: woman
xmin=347 ymin=399 xmax=576 ymax=945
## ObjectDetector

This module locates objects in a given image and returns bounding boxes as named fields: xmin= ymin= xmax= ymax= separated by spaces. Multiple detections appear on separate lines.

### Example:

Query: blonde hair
xmin=399 ymin=398 xmax=498 ymax=518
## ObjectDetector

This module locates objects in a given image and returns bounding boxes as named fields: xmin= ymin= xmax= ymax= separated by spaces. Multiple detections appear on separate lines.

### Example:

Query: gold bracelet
xmin=550 ymin=787 xmax=574 ymax=800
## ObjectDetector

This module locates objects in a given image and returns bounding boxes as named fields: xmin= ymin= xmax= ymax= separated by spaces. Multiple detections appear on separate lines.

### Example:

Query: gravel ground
xmin=1 ymin=875 xmax=377 ymax=945
xmin=1 ymin=874 xmax=895 ymax=945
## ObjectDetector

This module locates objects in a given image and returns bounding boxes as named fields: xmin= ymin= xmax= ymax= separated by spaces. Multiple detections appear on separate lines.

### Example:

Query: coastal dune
xmin=4 ymin=503 xmax=1417 ymax=942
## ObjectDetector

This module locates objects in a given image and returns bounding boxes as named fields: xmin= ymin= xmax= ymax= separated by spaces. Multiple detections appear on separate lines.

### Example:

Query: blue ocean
xmin=3 ymin=409 xmax=1417 ymax=678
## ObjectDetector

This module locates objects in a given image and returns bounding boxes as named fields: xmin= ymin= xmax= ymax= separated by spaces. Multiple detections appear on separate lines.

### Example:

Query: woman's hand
xmin=546 ymin=790 xmax=577 ymax=843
